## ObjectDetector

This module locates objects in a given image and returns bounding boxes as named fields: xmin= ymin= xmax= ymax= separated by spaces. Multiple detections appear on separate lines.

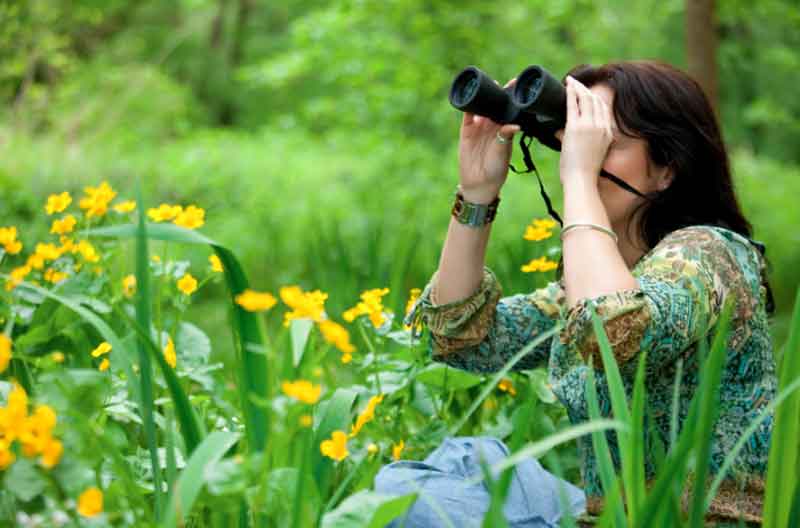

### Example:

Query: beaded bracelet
xmin=560 ymin=223 xmax=618 ymax=244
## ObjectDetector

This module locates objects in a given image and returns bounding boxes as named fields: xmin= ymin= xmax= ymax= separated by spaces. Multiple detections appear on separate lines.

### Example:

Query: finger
xmin=554 ymin=128 xmax=564 ymax=142
xmin=591 ymin=92 xmax=604 ymax=128
xmin=504 ymin=78 xmax=517 ymax=89
xmin=566 ymin=78 xmax=579 ymax=124
xmin=573 ymin=78 xmax=594 ymax=123
xmin=599 ymin=99 xmax=614 ymax=138
xmin=498 ymin=124 xmax=520 ymax=139
xmin=462 ymin=112 xmax=475 ymax=127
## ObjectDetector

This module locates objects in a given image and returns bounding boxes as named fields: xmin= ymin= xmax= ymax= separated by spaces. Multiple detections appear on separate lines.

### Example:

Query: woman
xmin=375 ymin=61 xmax=777 ymax=526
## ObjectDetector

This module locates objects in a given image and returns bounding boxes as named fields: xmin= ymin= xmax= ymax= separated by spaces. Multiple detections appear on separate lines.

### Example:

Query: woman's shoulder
xmin=636 ymin=224 xmax=766 ymax=295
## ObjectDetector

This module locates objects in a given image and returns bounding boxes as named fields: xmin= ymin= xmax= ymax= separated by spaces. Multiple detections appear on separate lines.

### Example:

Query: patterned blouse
xmin=404 ymin=225 xmax=776 ymax=524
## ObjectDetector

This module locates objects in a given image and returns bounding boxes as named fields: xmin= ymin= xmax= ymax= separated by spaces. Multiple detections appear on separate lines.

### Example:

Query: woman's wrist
xmin=457 ymin=184 xmax=500 ymax=204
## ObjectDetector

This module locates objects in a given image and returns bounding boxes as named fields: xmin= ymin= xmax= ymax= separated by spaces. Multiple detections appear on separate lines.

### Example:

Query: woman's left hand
xmin=557 ymin=76 xmax=614 ymax=188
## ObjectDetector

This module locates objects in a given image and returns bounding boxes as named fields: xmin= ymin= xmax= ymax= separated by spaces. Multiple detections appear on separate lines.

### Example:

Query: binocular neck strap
xmin=509 ymin=133 xmax=653 ymax=228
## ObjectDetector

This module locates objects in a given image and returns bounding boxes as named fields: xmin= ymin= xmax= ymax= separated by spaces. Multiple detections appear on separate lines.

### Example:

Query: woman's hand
xmin=457 ymin=78 xmax=521 ymax=203
xmin=557 ymin=76 xmax=614 ymax=188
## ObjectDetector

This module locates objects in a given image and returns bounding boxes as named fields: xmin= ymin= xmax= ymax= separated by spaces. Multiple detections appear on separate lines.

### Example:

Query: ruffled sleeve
xmin=551 ymin=226 xmax=738 ymax=382
xmin=403 ymin=266 xmax=564 ymax=374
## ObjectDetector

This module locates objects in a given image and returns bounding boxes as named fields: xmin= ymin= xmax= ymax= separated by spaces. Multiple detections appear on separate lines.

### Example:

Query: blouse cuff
xmin=403 ymin=266 xmax=502 ymax=345
xmin=559 ymin=288 xmax=651 ymax=368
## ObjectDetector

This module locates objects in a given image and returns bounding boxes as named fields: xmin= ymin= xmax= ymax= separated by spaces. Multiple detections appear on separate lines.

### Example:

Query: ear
xmin=656 ymin=166 xmax=675 ymax=191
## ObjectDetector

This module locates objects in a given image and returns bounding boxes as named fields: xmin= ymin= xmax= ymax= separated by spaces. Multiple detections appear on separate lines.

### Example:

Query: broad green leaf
xmin=3 ymin=458 xmax=46 ymax=502
xmin=321 ymin=490 xmax=417 ymax=528
xmin=415 ymin=363 xmax=483 ymax=390
xmin=312 ymin=388 xmax=358 ymax=495
xmin=161 ymin=431 xmax=240 ymax=528
xmin=290 ymin=318 xmax=314 ymax=368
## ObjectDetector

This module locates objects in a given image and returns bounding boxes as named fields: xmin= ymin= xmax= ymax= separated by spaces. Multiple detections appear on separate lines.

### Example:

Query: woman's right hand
xmin=457 ymin=78 xmax=521 ymax=204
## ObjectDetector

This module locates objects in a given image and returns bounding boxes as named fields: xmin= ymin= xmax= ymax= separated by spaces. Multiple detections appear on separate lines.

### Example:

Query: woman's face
xmin=590 ymin=84 xmax=673 ymax=230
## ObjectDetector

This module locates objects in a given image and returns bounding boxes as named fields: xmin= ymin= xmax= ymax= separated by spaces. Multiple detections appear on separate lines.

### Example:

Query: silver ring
xmin=495 ymin=131 xmax=510 ymax=144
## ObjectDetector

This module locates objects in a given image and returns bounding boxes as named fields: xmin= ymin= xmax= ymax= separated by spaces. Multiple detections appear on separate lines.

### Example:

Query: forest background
xmin=2 ymin=0 xmax=799 ymax=363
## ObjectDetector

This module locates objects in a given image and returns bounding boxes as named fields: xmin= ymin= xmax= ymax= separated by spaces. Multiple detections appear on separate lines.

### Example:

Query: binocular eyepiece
xmin=449 ymin=65 xmax=566 ymax=151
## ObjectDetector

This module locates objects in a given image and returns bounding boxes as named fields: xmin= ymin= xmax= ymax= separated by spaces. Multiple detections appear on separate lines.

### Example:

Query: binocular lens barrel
xmin=513 ymin=65 xmax=567 ymax=121
xmin=449 ymin=66 xmax=515 ymax=124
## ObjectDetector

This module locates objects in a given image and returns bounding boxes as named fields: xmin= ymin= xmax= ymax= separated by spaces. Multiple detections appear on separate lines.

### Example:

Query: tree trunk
xmin=686 ymin=0 xmax=719 ymax=114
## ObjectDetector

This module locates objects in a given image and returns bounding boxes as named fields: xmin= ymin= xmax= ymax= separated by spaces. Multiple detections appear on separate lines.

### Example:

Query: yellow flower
xmin=392 ymin=440 xmax=405 ymax=461
xmin=349 ymin=394 xmax=384 ymax=438
xmin=0 ymin=226 xmax=23 ymax=254
xmin=113 ymin=200 xmax=136 ymax=213
xmin=367 ymin=443 xmax=379 ymax=455
xmin=173 ymin=205 xmax=205 ymax=229
xmin=163 ymin=336 xmax=177 ymax=369
xmin=320 ymin=430 xmax=349 ymax=462
xmin=1 ymin=384 xmax=29 ymax=443
xmin=209 ymin=254 xmax=223 ymax=273
xmin=79 ymin=182 xmax=117 ymax=218
xmin=91 ymin=342 xmax=112 ymax=358
xmin=523 ymin=225 xmax=554 ymax=242
xmin=50 ymin=215 xmax=77 ymax=235
xmin=76 ymin=240 xmax=101 ymax=263
xmin=318 ymin=319 xmax=355 ymax=355
xmin=20 ymin=404 xmax=57 ymax=458
xmin=147 ymin=203 xmax=183 ymax=222
xmin=122 ymin=274 xmax=136 ymax=298
xmin=0 ymin=335 xmax=10 ymax=373
xmin=343 ymin=288 xmax=390 ymax=328
xmin=235 ymin=289 xmax=277 ymax=312
xmin=98 ymin=358 xmax=110 ymax=371
xmin=44 ymin=268 xmax=68 ymax=284
xmin=51 ymin=351 xmax=65 ymax=363
xmin=521 ymin=256 xmax=559 ymax=273
xmin=299 ymin=414 xmax=313 ymax=428
xmin=77 ymin=487 xmax=103 ymax=518
xmin=281 ymin=379 xmax=322 ymax=404
xmin=177 ymin=273 xmax=198 ymax=295
xmin=0 ymin=440 xmax=15 ymax=470
xmin=340 ymin=352 xmax=352 ymax=364
xmin=280 ymin=286 xmax=328 ymax=326
xmin=497 ymin=378 xmax=517 ymax=396
xmin=45 ymin=192 xmax=72 ymax=215
xmin=5 ymin=265 xmax=31 ymax=291
xmin=40 ymin=438 xmax=63 ymax=469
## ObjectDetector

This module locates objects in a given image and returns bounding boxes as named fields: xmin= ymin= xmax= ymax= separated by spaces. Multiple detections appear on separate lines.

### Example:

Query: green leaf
xmin=161 ymin=431 xmax=240 ymax=528
xmin=527 ymin=368 xmax=557 ymax=404
xmin=290 ymin=318 xmax=314 ymax=368
xmin=321 ymin=490 xmax=417 ymax=528
xmin=3 ymin=457 xmax=46 ymax=502
xmin=312 ymin=388 xmax=358 ymax=495
xmin=415 ymin=363 xmax=483 ymax=390
xmin=764 ymin=286 xmax=800 ymax=528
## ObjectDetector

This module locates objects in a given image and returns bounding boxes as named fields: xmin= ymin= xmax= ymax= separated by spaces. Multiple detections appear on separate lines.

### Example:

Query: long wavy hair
xmin=559 ymin=60 xmax=775 ymax=314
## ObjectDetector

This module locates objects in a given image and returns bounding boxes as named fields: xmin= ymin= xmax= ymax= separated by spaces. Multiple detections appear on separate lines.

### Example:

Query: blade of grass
xmin=83 ymin=222 xmax=271 ymax=452
xmin=630 ymin=352 xmax=648 ymax=518
xmin=764 ymin=286 xmax=800 ymax=528
xmin=134 ymin=186 xmax=163 ymax=516
xmin=589 ymin=306 xmax=638 ymax=523
xmin=160 ymin=431 xmax=240 ymax=528
xmin=586 ymin=364 xmax=626 ymax=528
xmin=688 ymin=299 xmax=735 ymax=527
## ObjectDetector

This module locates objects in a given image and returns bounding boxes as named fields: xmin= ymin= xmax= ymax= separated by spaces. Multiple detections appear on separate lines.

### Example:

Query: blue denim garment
xmin=374 ymin=436 xmax=585 ymax=528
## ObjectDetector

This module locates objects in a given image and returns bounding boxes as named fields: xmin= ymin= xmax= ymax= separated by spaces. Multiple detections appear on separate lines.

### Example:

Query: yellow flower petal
xmin=177 ymin=273 xmax=198 ymax=295
xmin=77 ymin=487 xmax=103 ymax=517
xmin=235 ymin=289 xmax=277 ymax=312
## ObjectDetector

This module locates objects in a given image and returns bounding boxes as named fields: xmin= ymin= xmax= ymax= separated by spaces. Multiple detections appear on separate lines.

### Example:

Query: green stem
xmin=356 ymin=321 xmax=382 ymax=394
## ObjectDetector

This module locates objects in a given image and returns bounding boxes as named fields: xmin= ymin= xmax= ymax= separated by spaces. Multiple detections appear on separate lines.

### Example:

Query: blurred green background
xmin=2 ymin=0 xmax=798 ymax=357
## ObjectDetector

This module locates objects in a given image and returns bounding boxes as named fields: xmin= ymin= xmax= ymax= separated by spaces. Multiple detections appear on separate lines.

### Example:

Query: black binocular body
xmin=448 ymin=65 xmax=566 ymax=151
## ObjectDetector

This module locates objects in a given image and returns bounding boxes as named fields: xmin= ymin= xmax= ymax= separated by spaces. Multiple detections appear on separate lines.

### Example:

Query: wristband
xmin=451 ymin=189 xmax=500 ymax=227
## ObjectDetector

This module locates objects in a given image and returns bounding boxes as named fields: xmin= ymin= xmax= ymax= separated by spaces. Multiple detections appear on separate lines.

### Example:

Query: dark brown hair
xmin=562 ymin=60 xmax=774 ymax=314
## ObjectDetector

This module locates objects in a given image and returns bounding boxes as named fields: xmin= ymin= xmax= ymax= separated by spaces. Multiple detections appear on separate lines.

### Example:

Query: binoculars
xmin=448 ymin=65 xmax=566 ymax=151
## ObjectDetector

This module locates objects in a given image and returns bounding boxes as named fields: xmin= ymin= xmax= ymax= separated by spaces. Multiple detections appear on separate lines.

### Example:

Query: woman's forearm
xmin=433 ymin=189 xmax=496 ymax=305
xmin=562 ymin=179 xmax=639 ymax=307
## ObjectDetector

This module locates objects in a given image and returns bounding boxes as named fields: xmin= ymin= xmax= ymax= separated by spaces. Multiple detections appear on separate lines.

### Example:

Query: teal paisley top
xmin=404 ymin=225 xmax=776 ymax=523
